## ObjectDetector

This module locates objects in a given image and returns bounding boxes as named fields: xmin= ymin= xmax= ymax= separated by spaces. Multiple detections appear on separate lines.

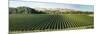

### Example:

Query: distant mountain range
xmin=34 ymin=8 xmax=81 ymax=12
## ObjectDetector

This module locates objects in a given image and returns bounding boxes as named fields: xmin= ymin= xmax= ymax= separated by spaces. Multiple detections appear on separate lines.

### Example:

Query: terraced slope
xmin=9 ymin=14 xmax=93 ymax=32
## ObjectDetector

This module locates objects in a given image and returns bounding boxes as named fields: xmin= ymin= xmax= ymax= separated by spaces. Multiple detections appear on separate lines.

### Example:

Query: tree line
xmin=9 ymin=6 xmax=93 ymax=14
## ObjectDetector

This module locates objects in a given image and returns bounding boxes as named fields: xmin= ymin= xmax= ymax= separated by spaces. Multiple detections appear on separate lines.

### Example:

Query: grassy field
xmin=9 ymin=14 xmax=94 ymax=32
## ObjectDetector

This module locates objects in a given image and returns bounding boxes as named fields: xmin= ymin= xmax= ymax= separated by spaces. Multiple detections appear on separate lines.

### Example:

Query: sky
xmin=9 ymin=1 xmax=94 ymax=11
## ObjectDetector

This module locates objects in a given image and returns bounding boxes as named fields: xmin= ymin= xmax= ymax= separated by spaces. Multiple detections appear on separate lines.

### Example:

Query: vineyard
xmin=9 ymin=14 xmax=94 ymax=32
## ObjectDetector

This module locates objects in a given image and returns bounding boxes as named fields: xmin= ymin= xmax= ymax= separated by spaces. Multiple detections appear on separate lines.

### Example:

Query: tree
xmin=9 ymin=8 xmax=17 ymax=14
